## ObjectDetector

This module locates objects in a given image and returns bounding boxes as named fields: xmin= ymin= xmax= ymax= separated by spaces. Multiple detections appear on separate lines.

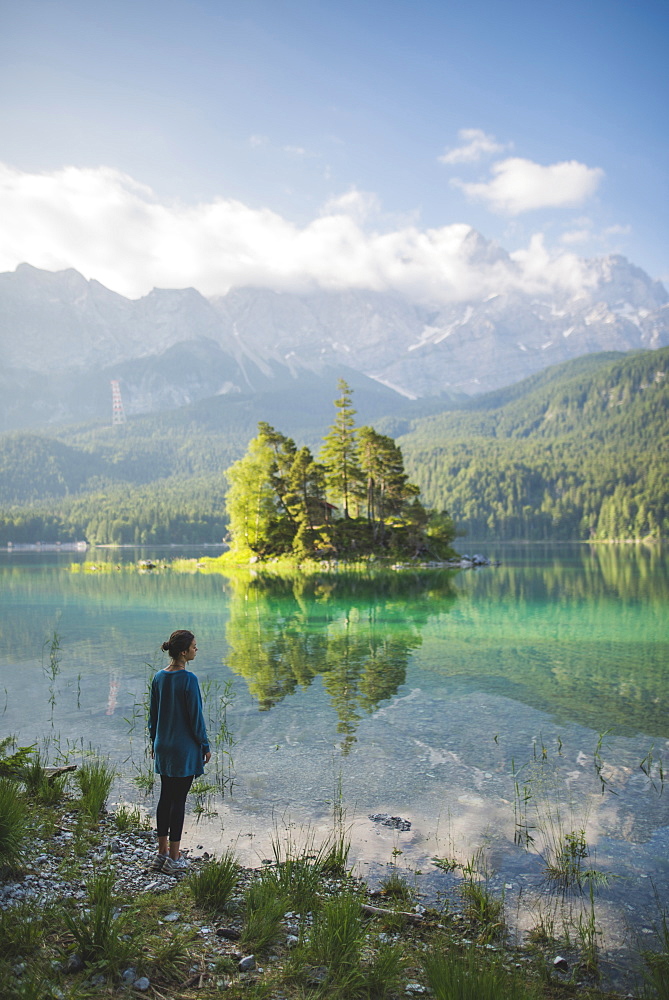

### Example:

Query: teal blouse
xmin=148 ymin=669 xmax=210 ymax=777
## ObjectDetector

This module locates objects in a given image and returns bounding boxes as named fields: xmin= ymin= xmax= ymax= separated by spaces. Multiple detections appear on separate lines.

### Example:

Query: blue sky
xmin=0 ymin=0 xmax=667 ymax=300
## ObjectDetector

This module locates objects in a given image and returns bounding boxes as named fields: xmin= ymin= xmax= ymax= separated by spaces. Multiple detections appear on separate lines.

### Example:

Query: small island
xmin=220 ymin=379 xmax=459 ymax=567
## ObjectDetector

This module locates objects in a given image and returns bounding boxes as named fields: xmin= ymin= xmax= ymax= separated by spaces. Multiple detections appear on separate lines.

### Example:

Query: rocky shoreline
xmin=0 ymin=805 xmax=642 ymax=999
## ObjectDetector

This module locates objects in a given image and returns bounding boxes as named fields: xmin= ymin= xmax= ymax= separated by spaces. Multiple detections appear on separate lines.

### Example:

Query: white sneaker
xmin=151 ymin=854 xmax=169 ymax=871
xmin=163 ymin=856 xmax=190 ymax=875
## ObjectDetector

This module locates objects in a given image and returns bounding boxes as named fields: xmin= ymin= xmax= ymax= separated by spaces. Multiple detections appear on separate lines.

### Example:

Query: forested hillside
xmin=398 ymin=347 xmax=669 ymax=540
xmin=0 ymin=348 xmax=667 ymax=545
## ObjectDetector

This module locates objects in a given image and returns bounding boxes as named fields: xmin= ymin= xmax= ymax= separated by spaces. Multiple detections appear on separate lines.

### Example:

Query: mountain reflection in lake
xmin=0 ymin=543 xmax=667 ymax=990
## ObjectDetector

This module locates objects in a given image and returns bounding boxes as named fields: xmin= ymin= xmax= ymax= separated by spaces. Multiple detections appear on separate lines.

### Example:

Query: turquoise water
xmin=1 ymin=542 xmax=668 ymax=987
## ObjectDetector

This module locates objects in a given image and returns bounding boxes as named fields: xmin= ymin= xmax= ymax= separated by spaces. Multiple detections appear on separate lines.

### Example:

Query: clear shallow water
xmin=1 ymin=542 xmax=668 ymax=989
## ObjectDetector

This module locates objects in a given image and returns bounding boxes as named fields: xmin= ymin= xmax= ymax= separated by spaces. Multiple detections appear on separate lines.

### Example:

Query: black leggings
xmin=156 ymin=774 xmax=194 ymax=842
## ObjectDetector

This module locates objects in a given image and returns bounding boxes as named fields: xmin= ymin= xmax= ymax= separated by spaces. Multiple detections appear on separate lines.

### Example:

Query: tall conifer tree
xmin=320 ymin=379 xmax=363 ymax=518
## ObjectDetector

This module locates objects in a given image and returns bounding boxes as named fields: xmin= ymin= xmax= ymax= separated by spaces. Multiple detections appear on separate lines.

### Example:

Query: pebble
xmin=133 ymin=976 xmax=151 ymax=991
xmin=238 ymin=955 xmax=256 ymax=972
xmin=216 ymin=927 xmax=241 ymax=940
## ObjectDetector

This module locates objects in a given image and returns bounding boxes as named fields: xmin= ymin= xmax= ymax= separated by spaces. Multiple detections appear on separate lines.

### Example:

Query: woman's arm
xmin=185 ymin=674 xmax=211 ymax=760
xmin=148 ymin=678 xmax=158 ymax=755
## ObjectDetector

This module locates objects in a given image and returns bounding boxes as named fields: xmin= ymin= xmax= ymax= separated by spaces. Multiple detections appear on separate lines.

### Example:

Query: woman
xmin=148 ymin=629 xmax=211 ymax=873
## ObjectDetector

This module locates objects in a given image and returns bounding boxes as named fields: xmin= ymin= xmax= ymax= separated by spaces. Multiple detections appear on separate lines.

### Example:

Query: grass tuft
xmin=0 ymin=900 xmax=45 ymax=958
xmin=22 ymin=753 xmax=69 ymax=806
xmin=0 ymin=777 xmax=29 ymax=869
xmin=241 ymin=874 xmax=289 ymax=952
xmin=62 ymin=866 xmax=134 ymax=974
xmin=379 ymin=866 xmax=414 ymax=902
xmin=460 ymin=879 xmax=505 ymax=941
xmin=189 ymin=848 xmax=240 ymax=913
xmin=307 ymin=891 xmax=367 ymax=994
xmin=423 ymin=945 xmax=541 ymax=1000
xmin=641 ymin=907 xmax=669 ymax=997
xmin=75 ymin=757 xmax=116 ymax=821
xmin=112 ymin=802 xmax=149 ymax=831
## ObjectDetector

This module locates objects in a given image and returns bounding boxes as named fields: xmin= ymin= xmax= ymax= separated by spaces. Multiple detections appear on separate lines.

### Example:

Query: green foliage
xmin=379 ymin=867 xmax=414 ymax=902
xmin=400 ymin=346 xmax=669 ymax=541
xmin=0 ymin=777 xmax=29 ymax=868
xmin=0 ymin=736 xmax=36 ymax=778
xmin=460 ymin=880 xmax=505 ymax=942
xmin=321 ymin=378 xmax=364 ymax=518
xmin=225 ymin=382 xmax=452 ymax=560
xmin=2 ymin=348 xmax=667 ymax=544
xmin=365 ymin=940 xmax=406 ymax=998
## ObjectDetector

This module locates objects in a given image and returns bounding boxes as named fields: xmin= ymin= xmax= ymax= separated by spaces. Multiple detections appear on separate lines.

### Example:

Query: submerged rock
xmin=369 ymin=813 xmax=412 ymax=831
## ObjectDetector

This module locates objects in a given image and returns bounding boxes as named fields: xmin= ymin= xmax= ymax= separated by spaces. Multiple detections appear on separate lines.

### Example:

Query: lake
xmin=1 ymin=542 xmax=667 ymax=989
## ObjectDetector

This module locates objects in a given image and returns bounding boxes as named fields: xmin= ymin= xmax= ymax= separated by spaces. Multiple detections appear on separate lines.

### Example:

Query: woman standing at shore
xmin=148 ymin=629 xmax=211 ymax=873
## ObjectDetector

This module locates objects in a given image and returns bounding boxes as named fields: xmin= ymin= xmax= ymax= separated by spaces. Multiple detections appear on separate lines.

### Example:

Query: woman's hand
xmin=203 ymin=751 xmax=212 ymax=764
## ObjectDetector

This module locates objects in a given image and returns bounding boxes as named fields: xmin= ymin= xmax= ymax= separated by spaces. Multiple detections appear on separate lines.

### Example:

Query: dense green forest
xmin=398 ymin=346 xmax=669 ymax=541
xmin=0 ymin=347 xmax=667 ymax=545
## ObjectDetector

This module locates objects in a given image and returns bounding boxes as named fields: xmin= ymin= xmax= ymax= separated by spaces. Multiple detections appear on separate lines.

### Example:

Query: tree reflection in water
xmin=224 ymin=571 xmax=458 ymax=752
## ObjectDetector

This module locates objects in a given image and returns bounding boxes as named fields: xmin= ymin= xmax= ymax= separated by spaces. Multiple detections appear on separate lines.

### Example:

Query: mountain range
xmin=2 ymin=251 xmax=668 ymax=432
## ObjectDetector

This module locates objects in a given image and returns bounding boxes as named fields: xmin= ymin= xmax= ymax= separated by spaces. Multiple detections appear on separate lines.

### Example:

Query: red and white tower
xmin=110 ymin=380 xmax=126 ymax=426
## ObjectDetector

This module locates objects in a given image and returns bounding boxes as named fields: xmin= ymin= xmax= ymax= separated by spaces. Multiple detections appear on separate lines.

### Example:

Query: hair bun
xmin=161 ymin=640 xmax=170 ymax=652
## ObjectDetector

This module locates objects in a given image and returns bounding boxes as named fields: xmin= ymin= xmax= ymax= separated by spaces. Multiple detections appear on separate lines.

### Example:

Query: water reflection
xmin=225 ymin=571 xmax=457 ymax=751
xmin=0 ymin=546 xmax=667 ymax=991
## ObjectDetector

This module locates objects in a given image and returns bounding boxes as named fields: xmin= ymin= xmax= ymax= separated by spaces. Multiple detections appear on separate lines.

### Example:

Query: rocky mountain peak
xmin=1 ymin=256 xmax=667 ymax=429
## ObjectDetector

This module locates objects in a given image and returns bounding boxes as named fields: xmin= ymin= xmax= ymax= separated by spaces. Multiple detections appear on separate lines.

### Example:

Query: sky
xmin=0 ymin=0 xmax=667 ymax=303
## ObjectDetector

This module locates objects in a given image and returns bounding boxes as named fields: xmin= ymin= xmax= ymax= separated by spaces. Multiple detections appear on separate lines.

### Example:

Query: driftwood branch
xmin=44 ymin=764 xmax=78 ymax=781
xmin=362 ymin=902 xmax=423 ymax=924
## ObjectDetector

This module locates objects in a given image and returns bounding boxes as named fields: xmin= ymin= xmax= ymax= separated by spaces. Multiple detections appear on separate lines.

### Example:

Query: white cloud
xmin=561 ymin=228 xmax=592 ymax=245
xmin=510 ymin=233 xmax=597 ymax=295
xmin=0 ymin=162 xmax=595 ymax=303
xmin=560 ymin=220 xmax=631 ymax=249
xmin=604 ymin=223 xmax=631 ymax=237
xmin=320 ymin=188 xmax=382 ymax=224
xmin=439 ymin=128 xmax=506 ymax=165
xmin=454 ymin=157 xmax=604 ymax=214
